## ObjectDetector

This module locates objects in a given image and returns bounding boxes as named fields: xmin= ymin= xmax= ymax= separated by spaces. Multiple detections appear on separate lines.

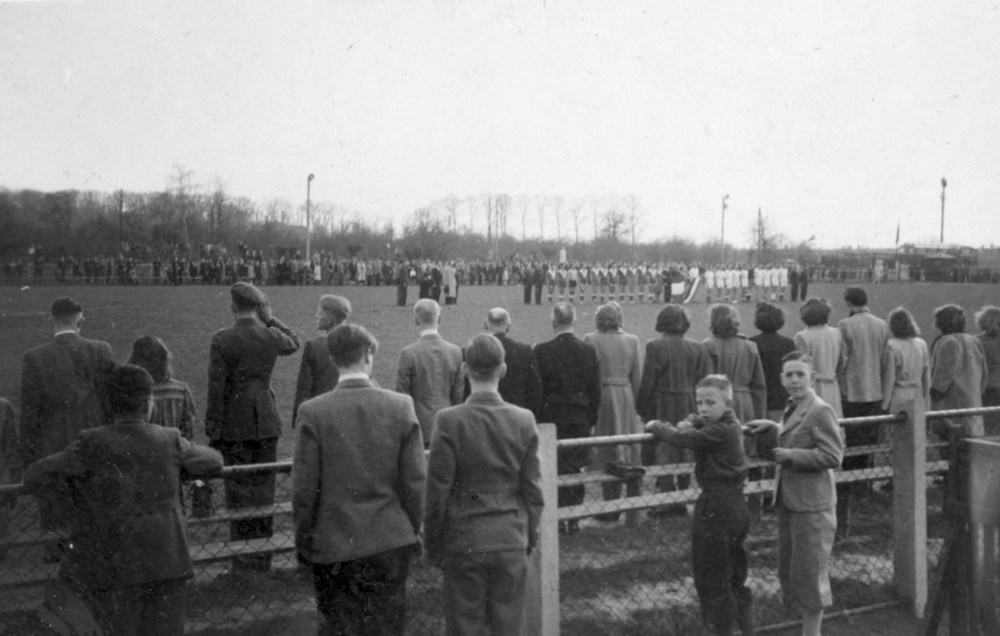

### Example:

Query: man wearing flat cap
xmin=293 ymin=294 xmax=351 ymax=427
xmin=207 ymin=282 xmax=300 ymax=571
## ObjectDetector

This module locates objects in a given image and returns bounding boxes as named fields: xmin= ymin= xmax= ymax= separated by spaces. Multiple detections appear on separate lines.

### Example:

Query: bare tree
xmin=263 ymin=197 xmax=292 ymax=225
xmin=168 ymin=164 xmax=198 ymax=251
xmin=536 ymin=195 xmax=547 ymax=240
xmin=551 ymin=195 xmax=564 ymax=242
xmin=495 ymin=194 xmax=511 ymax=238
xmin=623 ymin=194 xmax=643 ymax=256
xmin=465 ymin=196 xmax=480 ymax=235
xmin=517 ymin=195 xmax=530 ymax=241
xmin=439 ymin=195 xmax=461 ymax=232
xmin=567 ymin=197 xmax=585 ymax=245
xmin=207 ymin=178 xmax=227 ymax=244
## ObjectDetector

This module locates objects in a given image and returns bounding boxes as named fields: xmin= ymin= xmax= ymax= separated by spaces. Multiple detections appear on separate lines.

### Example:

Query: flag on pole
xmin=895 ymin=220 xmax=900 ymax=247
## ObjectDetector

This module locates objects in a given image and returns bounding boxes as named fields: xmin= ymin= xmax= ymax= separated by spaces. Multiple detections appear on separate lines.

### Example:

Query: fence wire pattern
xmin=0 ymin=408 xmax=982 ymax=635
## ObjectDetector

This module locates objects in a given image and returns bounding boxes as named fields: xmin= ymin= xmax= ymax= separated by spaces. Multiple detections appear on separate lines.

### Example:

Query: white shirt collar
xmin=337 ymin=372 xmax=369 ymax=383
xmin=420 ymin=327 xmax=439 ymax=337
xmin=54 ymin=328 xmax=78 ymax=337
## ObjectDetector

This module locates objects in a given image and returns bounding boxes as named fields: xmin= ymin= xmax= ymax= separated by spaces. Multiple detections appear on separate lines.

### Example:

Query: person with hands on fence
xmin=644 ymin=374 xmax=754 ymax=636
xmin=424 ymin=333 xmax=545 ymax=636
xmin=746 ymin=351 xmax=845 ymax=636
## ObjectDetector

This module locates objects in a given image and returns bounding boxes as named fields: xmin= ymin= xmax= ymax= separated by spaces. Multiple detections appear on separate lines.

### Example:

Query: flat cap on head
xmin=231 ymin=282 xmax=267 ymax=309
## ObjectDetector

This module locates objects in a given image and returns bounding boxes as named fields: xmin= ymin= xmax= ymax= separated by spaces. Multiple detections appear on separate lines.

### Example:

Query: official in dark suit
xmin=425 ymin=334 xmax=544 ymax=635
xmin=20 ymin=297 xmax=116 ymax=537
xmin=293 ymin=324 xmax=426 ymax=635
xmin=292 ymin=294 xmax=351 ymax=427
xmin=395 ymin=299 xmax=464 ymax=445
xmin=206 ymin=283 xmax=300 ymax=570
xmin=24 ymin=364 xmax=223 ymax=635
xmin=469 ymin=308 xmax=543 ymax=416
xmin=534 ymin=302 xmax=601 ymax=527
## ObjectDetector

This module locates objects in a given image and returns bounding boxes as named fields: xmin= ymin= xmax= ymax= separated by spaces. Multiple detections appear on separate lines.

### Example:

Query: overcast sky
xmin=2 ymin=1 xmax=998 ymax=249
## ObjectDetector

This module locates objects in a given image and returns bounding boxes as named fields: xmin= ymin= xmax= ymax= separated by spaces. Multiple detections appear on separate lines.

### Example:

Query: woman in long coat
xmin=930 ymin=304 xmax=987 ymax=439
xmin=585 ymin=303 xmax=642 ymax=515
xmin=794 ymin=298 xmax=845 ymax=418
xmin=701 ymin=304 xmax=766 ymax=424
xmin=975 ymin=306 xmax=1000 ymax=436
xmin=880 ymin=307 xmax=930 ymax=415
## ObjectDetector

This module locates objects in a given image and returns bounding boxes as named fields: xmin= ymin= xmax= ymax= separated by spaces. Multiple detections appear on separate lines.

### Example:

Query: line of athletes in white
xmin=542 ymin=263 xmax=793 ymax=304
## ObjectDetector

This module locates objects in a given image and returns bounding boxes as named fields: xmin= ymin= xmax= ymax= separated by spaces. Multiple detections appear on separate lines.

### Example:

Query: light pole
xmin=940 ymin=177 xmax=947 ymax=243
xmin=720 ymin=194 xmax=729 ymax=264
xmin=306 ymin=173 xmax=315 ymax=263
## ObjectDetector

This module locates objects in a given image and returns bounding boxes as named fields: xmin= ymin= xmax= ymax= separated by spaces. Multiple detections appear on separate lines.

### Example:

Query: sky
xmin=2 ymin=0 xmax=999 ymax=249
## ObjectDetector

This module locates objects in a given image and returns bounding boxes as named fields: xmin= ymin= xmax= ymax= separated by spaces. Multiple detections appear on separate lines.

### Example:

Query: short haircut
xmin=799 ymin=297 xmax=832 ymax=327
xmin=709 ymin=303 xmax=740 ymax=338
xmin=551 ymin=302 xmax=575 ymax=327
xmin=781 ymin=350 xmax=813 ymax=367
xmin=754 ymin=302 xmax=785 ymax=333
xmin=595 ymin=303 xmax=623 ymax=332
xmin=465 ymin=333 xmax=506 ymax=380
xmin=934 ymin=304 xmax=967 ymax=334
xmin=696 ymin=374 xmax=733 ymax=401
xmin=887 ymin=307 xmax=920 ymax=339
xmin=50 ymin=297 xmax=82 ymax=319
xmin=485 ymin=307 xmax=511 ymax=330
xmin=844 ymin=286 xmax=868 ymax=307
xmin=327 ymin=323 xmax=379 ymax=368
xmin=655 ymin=305 xmax=690 ymax=335
xmin=975 ymin=305 xmax=1000 ymax=337
xmin=107 ymin=364 xmax=154 ymax=416
xmin=127 ymin=336 xmax=172 ymax=383
xmin=413 ymin=298 xmax=440 ymax=325
xmin=319 ymin=295 xmax=352 ymax=325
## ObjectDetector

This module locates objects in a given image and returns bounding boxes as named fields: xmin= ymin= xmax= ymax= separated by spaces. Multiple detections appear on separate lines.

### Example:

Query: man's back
xmin=495 ymin=333 xmax=542 ymax=416
xmin=395 ymin=333 xmax=464 ymax=442
xmin=20 ymin=332 xmax=115 ymax=464
xmin=293 ymin=378 xmax=426 ymax=564
xmin=838 ymin=311 xmax=890 ymax=403
xmin=535 ymin=333 xmax=601 ymax=428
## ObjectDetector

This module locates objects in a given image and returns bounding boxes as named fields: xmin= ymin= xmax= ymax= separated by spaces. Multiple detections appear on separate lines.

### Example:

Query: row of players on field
xmin=536 ymin=263 xmax=807 ymax=303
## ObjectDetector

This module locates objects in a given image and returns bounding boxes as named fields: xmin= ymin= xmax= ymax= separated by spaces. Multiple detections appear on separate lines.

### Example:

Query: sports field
xmin=2 ymin=280 xmax=997 ymax=457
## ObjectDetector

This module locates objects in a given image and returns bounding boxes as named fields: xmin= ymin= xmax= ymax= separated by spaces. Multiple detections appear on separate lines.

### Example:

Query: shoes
xmin=558 ymin=521 xmax=580 ymax=534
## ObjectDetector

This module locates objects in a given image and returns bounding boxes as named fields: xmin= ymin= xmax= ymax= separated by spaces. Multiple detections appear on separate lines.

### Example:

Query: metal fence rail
xmin=2 ymin=401 xmax=999 ymax=634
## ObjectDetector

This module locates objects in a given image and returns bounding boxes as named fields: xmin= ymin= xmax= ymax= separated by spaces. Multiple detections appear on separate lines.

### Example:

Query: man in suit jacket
xmin=294 ymin=324 xmax=426 ymax=635
xmin=425 ymin=334 xmax=544 ymax=635
xmin=836 ymin=287 xmax=890 ymax=503
xmin=20 ymin=297 xmax=116 ymax=536
xmin=292 ymin=294 xmax=351 ymax=427
xmin=206 ymin=282 xmax=300 ymax=570
xmin=474 ymin=308 xmax=542 ymax=416
xmin=395 ymin=298 xmax=464 ymax=445
xmin=25 ymin=364 xmax=223 ymax=635
xmin=534 ymin=302 xmax=601 ymax=527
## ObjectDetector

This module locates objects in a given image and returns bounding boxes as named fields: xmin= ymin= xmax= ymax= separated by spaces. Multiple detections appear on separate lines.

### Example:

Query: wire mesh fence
xmin=2 ymin=405 xmax=990 ymax=634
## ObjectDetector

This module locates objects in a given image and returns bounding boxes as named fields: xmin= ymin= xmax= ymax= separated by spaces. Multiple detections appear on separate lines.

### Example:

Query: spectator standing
xmin=395 ymin=260 xmax=409 ymax=307
xmin=479 ymin=308 xmax=543 ymax=416
xmin=0 ymin=397 xmax=18 ymax=558
xmin=585 ymin=303 xmax=643 ymax=519
xmin=880 ymin=307 xmax=930 ymax=415
xmin=794 ymin=298 xmax=845 ymax=418
xmin=127 ymin=336 xmax=197 ymax=439
xmin=443 ymin=261 xmax=458 ymax=305
xmin=24 ymin=364 xmax=223 ymax=635
xmin=293 ymin=295 xmax=351 ymax=427
xmin=645 ymin=376 xmax=753 ymax=636
xmin=702 ymin=304 xmax=767 ymax=424
xmin=206 ymin=282 xmax=300 ymax=572
xmin=636 ymin=305 xmax=708 ymax=518
xmin=930 ymin=304 xmax=988 ymax=440
xmin=425 ymin=334 xmax=544 ymax=635
xmin=750 ymin=303 xmax=797 ymax=422
xmin=975 ymin=305 xmax=1000 ymax=436
xmin=293 ymin=324 xmax=426 ymax=635
xmin=395 ymin=299 xmax=464 ymax=446
xmin=750 ymin=352 xmax=844 ymax=636
xmin=535 ymin=302 xmax=601 ymax=531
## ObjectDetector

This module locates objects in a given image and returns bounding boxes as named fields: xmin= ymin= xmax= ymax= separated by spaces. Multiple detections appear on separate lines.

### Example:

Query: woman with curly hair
xmin=750 ymin=302 xmax=797 ymax=423
xmin=930 ymin=304 xmax=987 ymax=439
xmin=793 ymin=298 xmax=844 ymax=418
xmin=976 ymin=305 xmax=1000 ymax=436
xmin=585 ymin=302 xmax=643 ymax=518
xmin=880 ymin=307 xmax=930 ymax=415
xmin=701 ymin=304 xmax=766 ymax=424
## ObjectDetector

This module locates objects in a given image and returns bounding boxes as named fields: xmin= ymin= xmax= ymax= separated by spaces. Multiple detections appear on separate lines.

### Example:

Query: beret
xmin=230 ymin=282 xmax=267 ymax=307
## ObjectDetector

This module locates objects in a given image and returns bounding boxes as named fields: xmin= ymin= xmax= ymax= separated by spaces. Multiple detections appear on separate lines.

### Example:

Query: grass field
xmin=2 ymin=280 xmax=998 ymax=458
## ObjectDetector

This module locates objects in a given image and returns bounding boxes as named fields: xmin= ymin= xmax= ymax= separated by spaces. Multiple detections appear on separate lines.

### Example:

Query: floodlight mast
xmin=306 ymin=173 xmax=315 ymax=263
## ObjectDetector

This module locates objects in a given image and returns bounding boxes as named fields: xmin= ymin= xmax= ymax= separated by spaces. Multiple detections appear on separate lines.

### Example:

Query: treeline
xmin=0 ymin=168 xmax=812 ymax=264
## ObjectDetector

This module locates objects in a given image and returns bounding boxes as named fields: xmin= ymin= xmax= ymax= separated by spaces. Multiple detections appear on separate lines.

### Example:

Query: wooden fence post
xmin=893 ymin=397 xmax=928 ymax=618
xmin=526 ymin=423 xmax=560 ymax=635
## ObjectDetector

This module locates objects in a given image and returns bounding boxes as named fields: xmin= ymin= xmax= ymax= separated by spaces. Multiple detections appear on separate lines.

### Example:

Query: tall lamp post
xmin=306 ymin=173 xmax=315 ymax=263
xmin=940 ymin=177 xmax=947 ymax=243
xmin=720 ymin=194 xmax=730 ymax=264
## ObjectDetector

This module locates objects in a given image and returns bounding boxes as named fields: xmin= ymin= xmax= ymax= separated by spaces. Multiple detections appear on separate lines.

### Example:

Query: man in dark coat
xmin=292 ymin=295 xmax=351 ymax=427
xmin=207 ymin=282 xmax=300 ymax=570
xmin=25 ymin=364 xmax=223 ymax=635
xmin=20 ymin=297 xmax=116 ymax=540
xmin=534 ymin=302 xmax=601 ymax=532
xmin=470 ymin=308 xmax=543 ymax=416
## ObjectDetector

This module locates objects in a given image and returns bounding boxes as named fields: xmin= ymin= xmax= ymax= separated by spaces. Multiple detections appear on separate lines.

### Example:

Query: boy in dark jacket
xmin=646 ymin=374 xmax=753 ymax=636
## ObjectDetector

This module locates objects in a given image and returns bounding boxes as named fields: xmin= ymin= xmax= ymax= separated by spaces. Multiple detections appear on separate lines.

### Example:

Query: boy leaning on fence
xmin=645 ymin=374 xmax=754 ymax=636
